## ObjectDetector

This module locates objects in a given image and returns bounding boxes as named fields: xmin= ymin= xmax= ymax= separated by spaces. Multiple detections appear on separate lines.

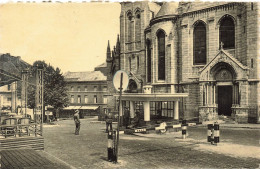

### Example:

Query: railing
xmin=0 ymin=119 xmax=42 ymax=138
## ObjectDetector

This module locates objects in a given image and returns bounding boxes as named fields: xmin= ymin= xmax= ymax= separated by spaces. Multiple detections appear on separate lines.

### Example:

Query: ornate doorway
xmin=218 ymin=86 xmax=232 ymax=116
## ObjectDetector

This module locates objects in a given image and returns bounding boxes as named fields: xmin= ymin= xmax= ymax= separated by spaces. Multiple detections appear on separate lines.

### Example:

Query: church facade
xmin=106 ymin=2 xmax=260 ymax=124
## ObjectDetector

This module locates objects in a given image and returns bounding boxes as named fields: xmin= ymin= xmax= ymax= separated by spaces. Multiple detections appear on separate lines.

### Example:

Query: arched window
xmin=219 ymin=16 xmax=235 ymax=49
xmin=135 ymin=10 xmax=141 ymax=42
xmin=157 ymin=30 xmax=165 ymax=80
xmin=127 ymin=12 xmax=133 ymax=43
xmin=193 ymin=21 xmax=206 ymax=65
xmin=129 ymin=57 xmax=131 ymax=71
xmin=136 ymin=55 xmax=139 ymax=70
xmin=146 ymin=40 xmax=152 ymax=83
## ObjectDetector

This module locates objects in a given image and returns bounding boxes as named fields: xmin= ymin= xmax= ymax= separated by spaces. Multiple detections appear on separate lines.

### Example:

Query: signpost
xmin=112 ymin=70 xmax=129 ymax=163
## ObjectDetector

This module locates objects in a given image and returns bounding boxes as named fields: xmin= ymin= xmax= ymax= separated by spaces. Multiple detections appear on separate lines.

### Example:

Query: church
xmin=105 ymin=2 xmax=260 ymax=124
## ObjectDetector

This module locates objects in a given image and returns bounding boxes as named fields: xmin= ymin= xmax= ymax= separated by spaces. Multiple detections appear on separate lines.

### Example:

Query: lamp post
xmin=35 ymin=64 xmax=44 ymax=136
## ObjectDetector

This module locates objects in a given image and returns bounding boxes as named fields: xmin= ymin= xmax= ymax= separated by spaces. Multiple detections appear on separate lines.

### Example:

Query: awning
xmin=79 ymin=106 xmax=99 ymax=110
xmin=63 ymin=106 xmax=81 ymax=110
xmin=63 ymin=106 xmax=99 ymax=110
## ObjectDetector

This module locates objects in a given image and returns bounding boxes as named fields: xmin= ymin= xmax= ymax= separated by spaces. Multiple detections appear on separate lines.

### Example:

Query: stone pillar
xmin=236 ymin=81 xmax=249 ymax=123
xmin=143 ymin=101 xmax=150 ymax=123
xmin=174 ymin=100 xmax=179 ymax=120
xmin=130 ymin=101 xmax=135 ymax=118
xmin=171 ymin=85 xmax=176 ymax=93
xmin=0 ymin=94 xmax=2 ymax=114
xmin=206 ymin=84 xmax=209 ymax=105
xmin=213 ymin=85 xmax=216 ymax=105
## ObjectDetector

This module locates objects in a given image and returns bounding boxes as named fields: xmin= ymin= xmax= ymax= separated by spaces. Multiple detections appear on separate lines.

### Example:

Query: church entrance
xmin=218 ymin=86 xmax=232 ymax=116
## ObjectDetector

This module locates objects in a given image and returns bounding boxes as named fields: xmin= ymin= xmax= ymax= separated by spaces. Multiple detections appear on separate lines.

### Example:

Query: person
xmin=105 ymin=112 xmax=113 ymax=132
xmin=74 ymin=110 xmax=80 ymax=135
xmin=124 ymin=107 xmax=130 ymax=128
xmin=128 ymin=111 xmax=140 ymax=128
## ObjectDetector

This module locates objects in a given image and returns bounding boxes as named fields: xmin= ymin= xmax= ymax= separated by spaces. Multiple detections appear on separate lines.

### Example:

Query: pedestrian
xmin=124 ymin=107 xmax=130 ymax=128
xmin=105 ymin=112 xmax=113 ymax=132
xmin=74 ymin=109 xmax=80 ymax=135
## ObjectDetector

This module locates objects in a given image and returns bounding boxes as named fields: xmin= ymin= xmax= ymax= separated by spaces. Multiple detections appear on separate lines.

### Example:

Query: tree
xmin=27 ymin=61 xmax=69 ymax=119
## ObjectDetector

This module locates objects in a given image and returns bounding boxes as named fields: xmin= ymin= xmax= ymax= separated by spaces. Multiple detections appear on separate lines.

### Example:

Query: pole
xmin=115 ymin=72 xmax=123 ymax=163
xmin=41 ymin=68 xmax=44 ymax=136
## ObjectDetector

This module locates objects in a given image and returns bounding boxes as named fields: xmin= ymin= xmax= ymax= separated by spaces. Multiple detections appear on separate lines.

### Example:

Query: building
xmin=0 ymin=53 xmax=31 ymax=115
xmin=0 ymin=84 xmax=14 ymax=113
xmin=63 ymin=70 xmax=108 ymax=118
xmin=106 ymin=2 xmax=260 ymax=124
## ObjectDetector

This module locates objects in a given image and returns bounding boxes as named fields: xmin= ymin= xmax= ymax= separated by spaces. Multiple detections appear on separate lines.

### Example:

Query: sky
xmin=0 ymin=2 xmax=121 ymax=73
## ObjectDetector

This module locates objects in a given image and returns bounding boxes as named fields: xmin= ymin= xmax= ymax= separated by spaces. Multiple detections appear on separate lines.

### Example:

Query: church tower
xmin=119 ymin=2 xmax=161 ymax=92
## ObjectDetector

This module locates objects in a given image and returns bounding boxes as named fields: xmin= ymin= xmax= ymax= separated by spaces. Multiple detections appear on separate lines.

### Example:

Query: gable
xmin=199 ymin=49 xmax=248 ymax=81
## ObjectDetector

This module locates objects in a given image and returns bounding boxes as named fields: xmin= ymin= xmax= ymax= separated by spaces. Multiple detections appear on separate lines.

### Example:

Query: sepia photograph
xmin=0 ymin=1 xmax=259 ymax=168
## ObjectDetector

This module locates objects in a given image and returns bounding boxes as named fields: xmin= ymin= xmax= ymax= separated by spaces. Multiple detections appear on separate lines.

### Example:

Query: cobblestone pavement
xmin=43 ymin=118 xmax=260 ymax=169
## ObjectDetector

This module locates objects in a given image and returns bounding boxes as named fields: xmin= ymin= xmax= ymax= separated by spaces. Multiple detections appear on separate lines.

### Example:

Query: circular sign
xmin=113 ymin=70 xmax=129 ymax=92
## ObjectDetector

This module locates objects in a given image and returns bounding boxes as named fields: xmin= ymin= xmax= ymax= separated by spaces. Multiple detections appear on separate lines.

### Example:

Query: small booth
xmin=115 ymin=85 xmax=189 ymax=126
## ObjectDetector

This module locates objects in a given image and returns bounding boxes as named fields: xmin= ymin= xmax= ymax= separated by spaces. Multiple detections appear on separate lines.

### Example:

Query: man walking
xmin=124 ymin=107 xmax=130 ymax=129
xmin=74 ymin=109 xmax=80 ymax=135
xmin=105 ymin=112 xmax=113 ymax=132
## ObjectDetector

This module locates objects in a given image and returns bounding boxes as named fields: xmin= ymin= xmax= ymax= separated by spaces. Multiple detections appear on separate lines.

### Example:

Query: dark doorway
xmin=218 ymin=86 xmax=232 ymax=116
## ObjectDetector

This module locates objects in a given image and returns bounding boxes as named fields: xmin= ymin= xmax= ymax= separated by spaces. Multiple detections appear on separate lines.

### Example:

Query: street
xmin=43 ymin=117 xmax=260 ymax=169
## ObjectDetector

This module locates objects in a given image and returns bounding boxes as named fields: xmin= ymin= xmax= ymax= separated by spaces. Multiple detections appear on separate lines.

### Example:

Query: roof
xmin=114 ymin=93 xmax=189 ymax=102
xmin=64 ymin=71 xmax=107 ymax=82
xmin=0 ymin=53 xmax=31 ymax=86
xmin=95 ymin=62 xmax=107 ymax=68
xmin=155 ymin=2 xmax=179 ymax=18
xmin=182 ymin=2 xmax=230 ymax=14
xmin=63 ymin=106 xmax=99 ymax=110
xmin=148 ymin=2 xmax=162 ymax=16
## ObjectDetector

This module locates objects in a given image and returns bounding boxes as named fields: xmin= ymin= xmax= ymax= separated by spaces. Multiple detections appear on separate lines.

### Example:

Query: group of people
xmin=73 ymin=107 xmax=141 ymax=135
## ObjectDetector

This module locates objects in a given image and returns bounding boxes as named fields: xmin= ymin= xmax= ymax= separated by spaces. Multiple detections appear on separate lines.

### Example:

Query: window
xmin=162 ymin=101 xmax=174 ymax=117
xmin=84 ymin=95 xmax=88 ymax=103
xmin=135 ymin=10 xmax=141 ymax=42
xmin=103 ymin=86 xmax=107 ymax=92
xmin=85 ymin=86 xmax=88 ymax=91
xmin=94 ymin=86 xmax=97 ymax=91
xmin=251 ymin=58 xmax=254 ymax=68
xmin=71 ymin=86 xmax=74 ymax=91
xmin=147 ymin=40 xmax=152 ymax=83
xmin=157 ymin=30 xmax=165 ymax=80
xmin=219 ymin=16 xmax=235 ymax=49
xmin=94 ymin=95 xmax=97 ymax=104
xmin=137 ymin=56 xmax=139 ymax=70
xmin=129 ymin=57 xmax=131 ymax=71
xmin=103 ymin=96 xmax=107 ymax=104
xmin=134 ymin=101 xmax=143 ymax=113
xmin=194 ymin=21 xmax=207 ymax=65
xmin=150 ymin=101 xmax=174 ymax=118
xmin=8 ymin=85 xmax=11 ymax=91
xmin=77 ymin=95 xmax=81 ymax=103
xmin=7 ymin=97 xmax=11 ymax=102
xmin=71 ymin=95 xmax=74 ymax=103
xmin=77 ymin=86 xmax=81 ymax=92
xmin=127 ymin=12 xmax=133 ymax=42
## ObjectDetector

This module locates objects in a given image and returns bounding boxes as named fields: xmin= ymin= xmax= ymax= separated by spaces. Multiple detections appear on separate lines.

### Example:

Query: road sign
xmin=113 ymin=70 xmax=129 ymax=91
xmin=45 ymin=111 xmax=53 ymax=116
